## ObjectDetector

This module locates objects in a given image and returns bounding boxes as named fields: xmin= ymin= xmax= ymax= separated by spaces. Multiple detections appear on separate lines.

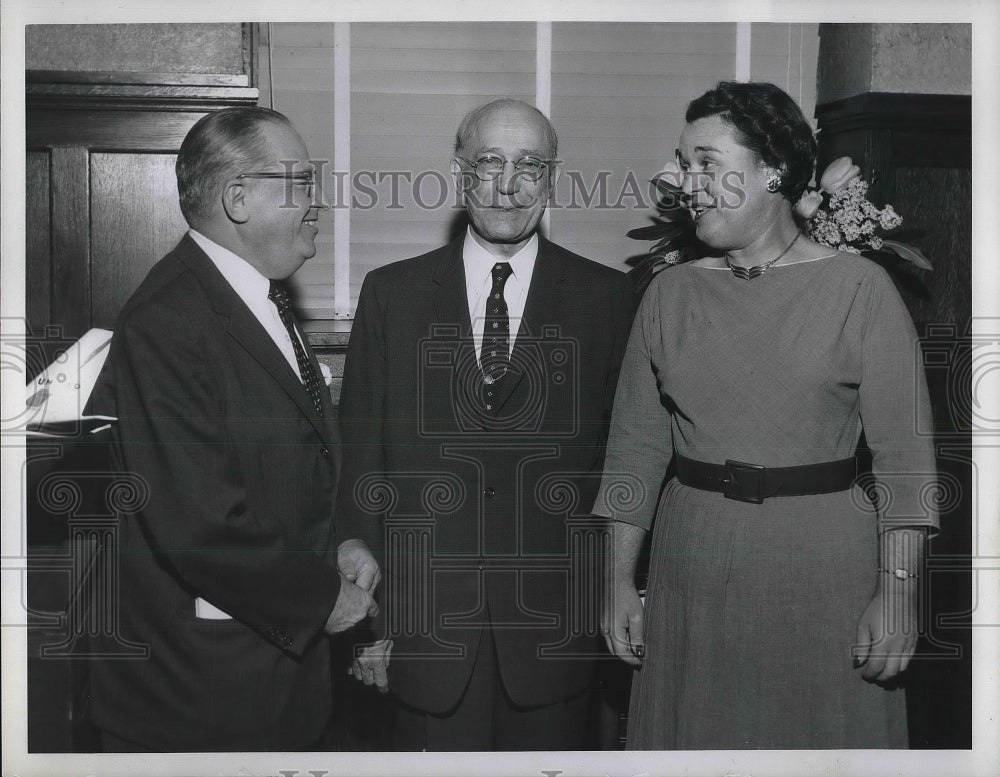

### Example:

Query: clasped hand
xmin=350 ymin=638 xmax=393 ymax=693
xmin=324 ymin=539 xmax=381 ymax=634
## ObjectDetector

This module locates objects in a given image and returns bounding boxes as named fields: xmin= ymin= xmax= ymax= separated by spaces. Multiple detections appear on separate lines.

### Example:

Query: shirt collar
xmin=188 ymin=229 xmax=271 ymax=302
xmin=462 ymin=227 xmax=539 ymax=286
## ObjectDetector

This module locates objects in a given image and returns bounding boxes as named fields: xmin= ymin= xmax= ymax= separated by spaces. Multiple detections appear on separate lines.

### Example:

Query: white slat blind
xmin=269 ymin=23 xmax=338 ymax=318
xmin=349 ymin=22 xmax=536 ymax=309
xmin=750 ymin=23 xmax=821 ymax=132
xmin=268 ymin=22 xmax=817 ymax=318
xmin=550 ymin=23 xmax=742 ymax=271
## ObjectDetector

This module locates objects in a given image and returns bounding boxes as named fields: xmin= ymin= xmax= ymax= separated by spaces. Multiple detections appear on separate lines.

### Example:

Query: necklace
xmin=725 ymin=233 xmax=801 ymax=280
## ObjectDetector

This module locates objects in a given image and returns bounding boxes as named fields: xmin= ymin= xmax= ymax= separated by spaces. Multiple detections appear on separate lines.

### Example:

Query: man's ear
xmin=221 ymin=181 xmax=251 ymax=224
xmin=546 ymin=160 xmax=561 ymax=191
xmin=450 ymin=157 xmax=473 ymax=202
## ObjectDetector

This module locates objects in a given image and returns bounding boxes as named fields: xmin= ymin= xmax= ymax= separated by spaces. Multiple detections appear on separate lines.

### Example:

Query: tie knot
xmin=491 ymin=262 xmax=514 ymax=287
xmin=268 ymin=280 xmax=291 ymax=313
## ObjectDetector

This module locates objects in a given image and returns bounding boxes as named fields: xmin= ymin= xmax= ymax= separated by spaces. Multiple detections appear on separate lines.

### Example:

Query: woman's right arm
xmin=592 ymin=281 xmax=675 ymax=665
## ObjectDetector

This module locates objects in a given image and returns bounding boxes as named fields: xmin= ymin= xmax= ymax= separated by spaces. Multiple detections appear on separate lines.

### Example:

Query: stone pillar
xmin=815 ymin=22 xmax=972 ymax=751
xmin=817 ymin=23 xmax=971 ymax=104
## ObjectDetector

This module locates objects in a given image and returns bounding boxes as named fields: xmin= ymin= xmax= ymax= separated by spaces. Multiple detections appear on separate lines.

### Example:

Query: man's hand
xmin=337 ymin=538 xmax=381 ymax=594
xmin=324 ymin=574 xmax=378 ymax=634
xmin=349 ymin=639 xmax=393 ymax=693
xmin=602 ymin=581 xmax=645 ymax=667
xmin=853 ymin=584 xmax=919 ymax=683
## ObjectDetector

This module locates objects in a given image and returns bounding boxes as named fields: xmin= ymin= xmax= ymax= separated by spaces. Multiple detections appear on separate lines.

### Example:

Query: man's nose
xmin=495 ymin=161 xmax=522 ymax=196
xmin=310 ymin=186 xmax=332 ymax=211
xmin=681 ymin=171 xmax=695 ymax=196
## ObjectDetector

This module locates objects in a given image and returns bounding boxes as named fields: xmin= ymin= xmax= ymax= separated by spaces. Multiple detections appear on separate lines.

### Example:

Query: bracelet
xmin=878 ymin=567 xmax=919 ymax=580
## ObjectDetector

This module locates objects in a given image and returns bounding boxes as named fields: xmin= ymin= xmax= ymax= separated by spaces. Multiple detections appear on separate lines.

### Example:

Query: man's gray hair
xmin=454 ymin=99 xmax=558 ymax=158
xmin=176 ymin=106 xmax=291 ymax=225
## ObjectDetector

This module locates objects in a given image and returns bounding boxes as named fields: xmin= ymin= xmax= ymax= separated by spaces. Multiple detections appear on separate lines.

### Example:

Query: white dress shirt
xmin=462 ymin=227 xmax=538 ymax=365
xmin=189 ymin=229 xmax=305 ymax=382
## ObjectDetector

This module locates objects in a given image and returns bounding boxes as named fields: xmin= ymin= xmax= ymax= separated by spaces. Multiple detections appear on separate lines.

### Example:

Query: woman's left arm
xmin=854 ymin=265 xmax=939 ymax=683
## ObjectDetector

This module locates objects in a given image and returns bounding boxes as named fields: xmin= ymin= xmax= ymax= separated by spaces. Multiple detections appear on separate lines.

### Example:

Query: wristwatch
xmin=880 ymin=567 xmax=919 ymax=580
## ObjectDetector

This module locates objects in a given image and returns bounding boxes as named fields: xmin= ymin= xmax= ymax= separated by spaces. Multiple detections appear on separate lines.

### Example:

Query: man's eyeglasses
xmin=455 ymin=155 xmax=556 ymax=183
xmin=236 ymin=170 xmax=317 ymax=197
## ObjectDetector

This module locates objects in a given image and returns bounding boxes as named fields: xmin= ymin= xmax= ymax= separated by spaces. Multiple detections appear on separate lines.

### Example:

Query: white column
xmin=735 ymin=22 xmax=752 ymax=82
xmin=536 ymin=22 xmax=553 ymax=237
xmin=333 ymin=22 xmax=351 ymax=319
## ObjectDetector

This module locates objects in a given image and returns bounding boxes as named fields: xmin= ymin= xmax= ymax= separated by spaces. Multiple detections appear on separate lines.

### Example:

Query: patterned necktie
xmin=268 ymin=280 xmax=326 ymax=417
xmin=481 ymin=262 xmax=514 ymax=386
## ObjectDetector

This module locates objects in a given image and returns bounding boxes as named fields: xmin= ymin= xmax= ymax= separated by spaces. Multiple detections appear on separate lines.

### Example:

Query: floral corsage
xmin=627 ymin=156 xmax=932 ymax=295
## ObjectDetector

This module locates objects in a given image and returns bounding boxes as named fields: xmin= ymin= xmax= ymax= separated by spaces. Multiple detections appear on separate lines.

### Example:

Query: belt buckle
xmin=723 ymin=460 xmax=766 ymax=504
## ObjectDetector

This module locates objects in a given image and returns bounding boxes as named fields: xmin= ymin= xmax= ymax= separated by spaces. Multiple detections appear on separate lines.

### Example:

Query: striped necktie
xmin=268 ymin=280 xmax=326 ymax=417
xmin=481 ymin=262 xmax=514 ymax=386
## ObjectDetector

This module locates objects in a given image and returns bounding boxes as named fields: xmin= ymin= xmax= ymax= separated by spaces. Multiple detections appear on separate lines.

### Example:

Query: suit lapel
xmin=431 ymin=238 xmax=483 ymax=423
xmin=175 ymin=236 xmax=334 ymax=446
xmin=431 ymin=238 xmax=474 ymax=336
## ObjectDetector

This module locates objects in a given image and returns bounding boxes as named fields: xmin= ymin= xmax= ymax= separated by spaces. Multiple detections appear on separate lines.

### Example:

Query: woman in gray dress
xmin=593 ymin=81 xmax=938 ymax=749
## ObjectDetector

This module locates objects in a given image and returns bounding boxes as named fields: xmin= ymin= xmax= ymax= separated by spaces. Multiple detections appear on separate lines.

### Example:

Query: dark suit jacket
xmin=87 ymin=235 xmax=343 ymax=750
xmin=337 ymin=235 xmax=634 ymax=714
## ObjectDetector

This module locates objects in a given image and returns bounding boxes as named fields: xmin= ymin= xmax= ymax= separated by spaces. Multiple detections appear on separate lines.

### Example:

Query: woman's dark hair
xmin=685 ymin=81 xmax=817 ymax=203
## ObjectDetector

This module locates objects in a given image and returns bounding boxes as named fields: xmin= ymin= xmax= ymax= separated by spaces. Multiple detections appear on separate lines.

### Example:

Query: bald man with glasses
xmin=337 ymin=99 xmax=635 ymax=750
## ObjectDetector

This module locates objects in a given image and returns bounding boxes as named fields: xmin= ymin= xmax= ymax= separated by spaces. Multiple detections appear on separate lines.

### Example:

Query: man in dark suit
xmin=337 ymin=99 xmax=634 ymax=750
xmin=86 ymin=107 xmax=379 ymax=751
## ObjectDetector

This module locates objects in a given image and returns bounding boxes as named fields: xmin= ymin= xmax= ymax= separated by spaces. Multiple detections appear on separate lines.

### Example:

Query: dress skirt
xmin=626 ymin=479 xmax=908 ymax=750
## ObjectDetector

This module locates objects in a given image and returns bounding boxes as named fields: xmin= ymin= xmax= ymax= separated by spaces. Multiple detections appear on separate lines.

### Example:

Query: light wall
xmin=817 ymin=23 xmax=971 ymax=104
xmin=264 ymin=22 xmax=819 ymax=319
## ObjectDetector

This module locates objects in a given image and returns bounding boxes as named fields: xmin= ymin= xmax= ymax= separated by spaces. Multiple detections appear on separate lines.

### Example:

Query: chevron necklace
xmin=725 ymin=233 xmax=800 ymax=280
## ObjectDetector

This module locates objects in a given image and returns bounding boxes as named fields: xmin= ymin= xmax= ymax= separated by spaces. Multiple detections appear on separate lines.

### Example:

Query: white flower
xmin=795 ymin=190 xmax=824 ymax=219
xmin=879 ymin=205 xmax=903 ymax=230
xmin=819 ymin=156 xmax=862 ymax=194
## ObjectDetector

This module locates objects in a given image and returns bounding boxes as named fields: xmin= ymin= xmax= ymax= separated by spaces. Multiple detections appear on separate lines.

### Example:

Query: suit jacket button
xmin=483 ymin=487 xmax=496 ymax=499
xmin=320 ymin=445 xmax=330 ymax=458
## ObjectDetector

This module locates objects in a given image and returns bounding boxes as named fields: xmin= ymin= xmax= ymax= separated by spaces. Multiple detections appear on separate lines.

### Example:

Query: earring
xmin=765 ymin=172 xmax=782 ymax=193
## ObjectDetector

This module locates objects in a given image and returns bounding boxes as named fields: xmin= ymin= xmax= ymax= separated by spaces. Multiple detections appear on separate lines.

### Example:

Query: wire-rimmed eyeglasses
xmin=236 ymin=170 xmax=317 ymax=195
xmin=454 ymin=154 xmax=557 ymax=183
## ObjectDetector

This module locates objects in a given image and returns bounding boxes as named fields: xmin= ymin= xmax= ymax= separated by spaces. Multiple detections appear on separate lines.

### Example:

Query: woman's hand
xmin=853 ymin=582 xmax=919 ymax=683
xmin=602 ymin=581 xmax=645 ymax=667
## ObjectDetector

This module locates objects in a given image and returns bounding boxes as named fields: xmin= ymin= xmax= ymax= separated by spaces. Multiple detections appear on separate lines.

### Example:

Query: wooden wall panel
xmin=49 ymin=148 xmax=91 ymax=338
xmin=89 ymin=153 xmax=188 ymax=329
xmin=25 ymin=24 xmax=248 ymax=76
xmin=26 ymin=152 xmax=52 ymax=335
